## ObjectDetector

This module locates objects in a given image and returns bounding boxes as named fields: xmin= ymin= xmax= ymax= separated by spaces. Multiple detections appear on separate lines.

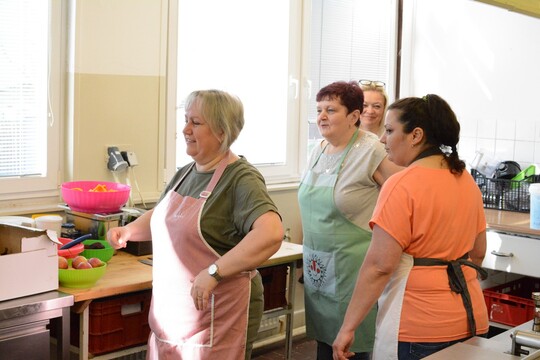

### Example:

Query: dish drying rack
xmin=471 ymin=169 xmax=540 ymax=213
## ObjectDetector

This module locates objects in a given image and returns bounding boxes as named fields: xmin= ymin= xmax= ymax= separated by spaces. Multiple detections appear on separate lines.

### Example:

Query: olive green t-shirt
xmin=161 ymin=156 xmax=280 ymax=255
xmin=160 ymin=156 xmax=280 ymax=356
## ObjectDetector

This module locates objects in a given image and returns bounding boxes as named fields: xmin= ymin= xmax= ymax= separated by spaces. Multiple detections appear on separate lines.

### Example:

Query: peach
xmin=72 ymin=255 xmax=87 ymax=269
xmin=75 ymin=261 xmax=93 ymax=269
xmin=88 ymin=257 xmax=104 ymax=268
xmin=58 ymin=256 xmax=68 ymax=269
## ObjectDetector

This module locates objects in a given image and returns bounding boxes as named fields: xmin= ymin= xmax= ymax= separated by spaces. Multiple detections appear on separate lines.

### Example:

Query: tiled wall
xmin=459 ymin=118 xmax=539 ymax=172
xmin=401 ymin=0 xmax=540 ymax=174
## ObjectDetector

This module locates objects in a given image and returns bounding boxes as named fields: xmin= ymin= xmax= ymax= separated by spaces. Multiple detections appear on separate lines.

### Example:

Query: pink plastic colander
xmin=61 ymin=181 xmax=131 ymax=214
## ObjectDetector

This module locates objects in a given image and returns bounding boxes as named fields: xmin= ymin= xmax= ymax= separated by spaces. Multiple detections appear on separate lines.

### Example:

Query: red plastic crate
xmin=71 ymin=290 xmax=151 ymax=355
xmin=483 ymin=277 xmax=540 ymax=327
xmin=260 ymin=265 xmax=288 ymax=311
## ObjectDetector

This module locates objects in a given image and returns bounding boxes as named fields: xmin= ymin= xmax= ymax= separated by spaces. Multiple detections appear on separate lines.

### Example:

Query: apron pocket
xmin=151 ymin=292 xmax=215 ymax=348
xmin=303 ymin=247 xmax=336 ymax=294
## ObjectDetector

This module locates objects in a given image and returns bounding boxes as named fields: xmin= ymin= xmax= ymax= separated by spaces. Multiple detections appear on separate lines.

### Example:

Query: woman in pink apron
xmin=333 ymin=95 xmax=488 ymax=360
xmin=107 ymin=90 xmax=284 ymax=360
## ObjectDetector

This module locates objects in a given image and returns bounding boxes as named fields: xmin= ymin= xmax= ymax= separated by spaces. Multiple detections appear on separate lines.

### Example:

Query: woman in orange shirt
xmin=332 ymin=94 xmax=488 ymax=360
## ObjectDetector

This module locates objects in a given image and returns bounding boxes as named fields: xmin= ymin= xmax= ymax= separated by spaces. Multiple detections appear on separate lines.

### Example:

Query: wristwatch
xmin=208 ymin=263 xmax=223 ymax=282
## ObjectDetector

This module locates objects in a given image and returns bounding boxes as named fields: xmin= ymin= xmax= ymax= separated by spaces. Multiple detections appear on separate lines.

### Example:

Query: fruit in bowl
xmin=75 ymin=260 xmax=93 ymax=269
xmin=81 ymin=240 xmax=114 ymax=263
xmin=72 ymin=255 xmax=88 ymax=269
xmin=58 ymin=256 xmax=69 ymax=269
xmin=58 ymin=257 xmax=107 ymax=288
xmin=88 ymin=257 xmax=105 ymax=268
xmin=85 ymin=242 xmax=105 ymax=249
xmin=61 ymin=180 xmax=131 ymax=214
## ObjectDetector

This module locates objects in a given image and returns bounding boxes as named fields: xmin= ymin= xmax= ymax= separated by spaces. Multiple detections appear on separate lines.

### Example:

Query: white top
xmin=306 ymin=130 xmax=386 ymax=231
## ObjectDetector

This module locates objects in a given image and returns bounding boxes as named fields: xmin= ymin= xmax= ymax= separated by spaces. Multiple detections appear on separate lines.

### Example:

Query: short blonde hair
xmin=359 ymin=83 xmax=388 ymax=136
xmin=184 ymin=90 xmax=244 ymax=152
xmin=359 ymin=83 xmax=388 ymax=109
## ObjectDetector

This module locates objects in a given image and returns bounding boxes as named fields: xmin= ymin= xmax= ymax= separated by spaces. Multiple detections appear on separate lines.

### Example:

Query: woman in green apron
xmin=299 ymin=81 xmax=401 ymax=359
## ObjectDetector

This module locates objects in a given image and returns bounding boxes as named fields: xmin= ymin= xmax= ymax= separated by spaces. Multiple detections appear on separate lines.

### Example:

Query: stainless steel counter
xmin=0 ymin=291 xmax=74 ymax=360
xmin=425 ymin=320 xmax=540 ymax=359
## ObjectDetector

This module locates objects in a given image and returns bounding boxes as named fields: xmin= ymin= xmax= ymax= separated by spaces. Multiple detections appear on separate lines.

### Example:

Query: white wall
xmin=400 ymin=0 xmax=540 ymax=169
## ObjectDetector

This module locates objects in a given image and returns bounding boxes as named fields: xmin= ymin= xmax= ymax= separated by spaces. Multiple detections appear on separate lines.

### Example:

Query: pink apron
xmin=147 ymin=155 xmax=253 ymax=360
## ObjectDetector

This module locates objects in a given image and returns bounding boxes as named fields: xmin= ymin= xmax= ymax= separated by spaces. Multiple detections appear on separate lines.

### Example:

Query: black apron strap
xmin=412 ymin=146 xmax=443 ymax=162
xmin=414 ymin=253 xmax=488 ymax=336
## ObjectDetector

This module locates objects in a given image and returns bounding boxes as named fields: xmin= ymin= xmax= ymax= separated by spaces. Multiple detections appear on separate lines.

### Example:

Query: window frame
xmin=165 ymin=0 xmax=398 ymax=187
xmin=165 ymin=0 xmax=309 ymax=186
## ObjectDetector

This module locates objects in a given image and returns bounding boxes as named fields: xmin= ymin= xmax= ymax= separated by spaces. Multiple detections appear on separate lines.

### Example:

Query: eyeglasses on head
xmin=359 ymin=79 xmax=385 ymax=88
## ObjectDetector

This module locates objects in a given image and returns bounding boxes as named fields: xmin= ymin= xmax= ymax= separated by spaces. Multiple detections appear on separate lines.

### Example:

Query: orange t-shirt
xmin=370 ymin=165 xmax=488 ymax=342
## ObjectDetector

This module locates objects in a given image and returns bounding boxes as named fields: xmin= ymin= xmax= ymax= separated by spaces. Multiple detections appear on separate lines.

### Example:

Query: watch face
xmin=208 ymin=264 xmax=221 ymax=281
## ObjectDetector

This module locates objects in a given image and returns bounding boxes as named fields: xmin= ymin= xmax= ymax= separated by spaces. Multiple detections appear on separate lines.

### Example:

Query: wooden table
xmin=60 ymin=241 xmax=303 ymax=360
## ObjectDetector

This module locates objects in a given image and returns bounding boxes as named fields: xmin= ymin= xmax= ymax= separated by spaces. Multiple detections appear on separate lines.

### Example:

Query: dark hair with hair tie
xmin=387 ymin=94 xmax=465 ymax=174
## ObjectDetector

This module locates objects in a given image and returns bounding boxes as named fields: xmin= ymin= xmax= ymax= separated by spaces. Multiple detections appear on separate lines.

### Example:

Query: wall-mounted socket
xmin=106 ymin=146 xmax=129 ymax=171
xmin=104 ymin=144 xmax=133 ymax=163
xmin=121 ymin=151 xmax=139 ymax=167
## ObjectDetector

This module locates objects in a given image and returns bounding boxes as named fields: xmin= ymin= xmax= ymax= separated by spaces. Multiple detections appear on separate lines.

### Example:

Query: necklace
xmin=321 ymin=151 xmax=342 ymax=173
xmin=318 ymin=131 xmax=358 ymax=174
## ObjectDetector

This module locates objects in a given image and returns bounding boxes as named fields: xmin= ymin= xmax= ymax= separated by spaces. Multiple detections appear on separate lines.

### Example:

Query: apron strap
xmin=170 ymin=162 xmax=196 ymax=192
xmin=413 ymin=253 xmax=488 ymax=336
xmin=170 ymin=152 xmax=231 ymax=198
xmin=312 ymin=130 xmax=359 ymax=173
xmin=202 ymin=151 xmax=231 ymax=197
xmin=412 ymin=146 xmax=443 ymax=163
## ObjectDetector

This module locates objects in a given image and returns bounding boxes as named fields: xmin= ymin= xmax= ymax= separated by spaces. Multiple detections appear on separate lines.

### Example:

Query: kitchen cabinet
xmin=484 ymin=231 xmax=540 ymax=277
xmin=483 ymin=209 xmax=540 ymax=333
xmin=483 ymin=209 xmax=540 ymax=278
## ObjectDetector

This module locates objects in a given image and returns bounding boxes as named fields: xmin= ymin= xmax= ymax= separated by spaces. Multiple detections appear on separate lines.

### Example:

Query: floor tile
xmin=251 ymin=336 xmax=317 ymax=360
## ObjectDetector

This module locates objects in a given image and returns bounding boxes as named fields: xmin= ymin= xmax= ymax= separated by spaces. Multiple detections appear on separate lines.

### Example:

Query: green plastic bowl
xmin=58 ymin=262 xmax=107 ymax=289
xmin=81 ymin=239 xmax=114 ymax=263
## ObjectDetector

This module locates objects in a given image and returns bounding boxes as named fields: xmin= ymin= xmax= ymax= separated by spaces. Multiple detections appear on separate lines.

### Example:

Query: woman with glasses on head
xmin=359 ymin=79 xmax=388 ymax=137
xmin=299 ymin=81 xmax=402 ymax=360
xmin=333 ymin=94 xmax=488 ymax=360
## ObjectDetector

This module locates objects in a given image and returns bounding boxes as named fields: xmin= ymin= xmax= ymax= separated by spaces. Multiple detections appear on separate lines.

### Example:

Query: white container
xmin=35 ymin=215 xmax=63 ymax=237
xmin=529 ymin=184 xmax=540 ymax=230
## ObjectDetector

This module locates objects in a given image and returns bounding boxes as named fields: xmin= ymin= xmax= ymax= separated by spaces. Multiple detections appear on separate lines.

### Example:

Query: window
xmin=169 ymin=0 xmax=397 ymax=184
xmin=174 ymin=0 xmax=305 ymax=184
xmin=0 ymin=0 xmax=63 ymax=209
xmin=308 ymin=0 xmax=398 ymax=147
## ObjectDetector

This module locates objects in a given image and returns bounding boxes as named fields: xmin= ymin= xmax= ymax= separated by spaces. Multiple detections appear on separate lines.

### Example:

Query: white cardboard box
xmin=0 ymin=224 xmax=59 ymax=302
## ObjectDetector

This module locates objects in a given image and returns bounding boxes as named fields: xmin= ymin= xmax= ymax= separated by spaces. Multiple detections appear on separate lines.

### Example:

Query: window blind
xmin=308 ymin=0 xmax=397 ymax=130
xmin=0 ymin=0 xmax=48 ymax=178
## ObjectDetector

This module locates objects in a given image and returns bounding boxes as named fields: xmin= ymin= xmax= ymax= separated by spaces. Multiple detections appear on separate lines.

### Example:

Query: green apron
xmin=298 ymin=131 xmax=376 ymax=352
